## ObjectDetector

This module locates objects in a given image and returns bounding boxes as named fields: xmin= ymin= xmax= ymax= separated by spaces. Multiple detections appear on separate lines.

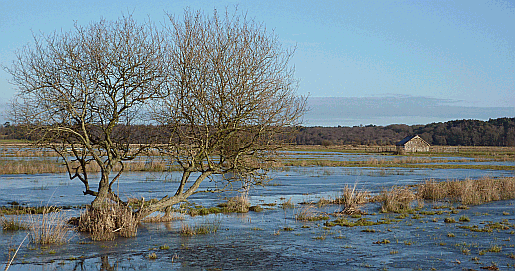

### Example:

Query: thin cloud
xmin=305 ymin=96 xmax=515 ymax=127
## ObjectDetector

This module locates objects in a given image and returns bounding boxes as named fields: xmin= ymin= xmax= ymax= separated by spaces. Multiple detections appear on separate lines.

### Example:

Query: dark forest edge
xmin=298 ymin=117 xmax=515 ymax=146
xmin=2 ymin=117 xmax=514 ymax=147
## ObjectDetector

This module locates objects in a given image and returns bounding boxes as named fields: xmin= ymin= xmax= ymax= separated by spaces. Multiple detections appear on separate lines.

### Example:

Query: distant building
xmin=395 ymin=135 xmax=430 ymax=154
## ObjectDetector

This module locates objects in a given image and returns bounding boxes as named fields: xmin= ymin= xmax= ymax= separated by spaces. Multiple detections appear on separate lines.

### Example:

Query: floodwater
xmin=1 ymin=152 xmax=515 ymax=270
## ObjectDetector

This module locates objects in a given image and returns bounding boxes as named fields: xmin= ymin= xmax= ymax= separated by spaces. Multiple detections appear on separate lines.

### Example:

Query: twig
xmin=4 ymin=232 xmax=29 ymax=271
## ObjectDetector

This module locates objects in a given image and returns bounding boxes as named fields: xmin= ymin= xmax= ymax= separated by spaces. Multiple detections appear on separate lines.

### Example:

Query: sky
xmin=0 ymin=0 xmax=513 ymax=127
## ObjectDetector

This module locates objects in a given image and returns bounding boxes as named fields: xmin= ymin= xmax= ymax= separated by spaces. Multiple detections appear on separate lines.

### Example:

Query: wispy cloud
xmin=305 ymin=95 xmax=515 ymax=127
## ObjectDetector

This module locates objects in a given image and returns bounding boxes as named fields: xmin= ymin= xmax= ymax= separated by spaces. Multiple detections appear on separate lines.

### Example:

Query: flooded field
xmin=1 ymin=150 xmax=515 ymax=270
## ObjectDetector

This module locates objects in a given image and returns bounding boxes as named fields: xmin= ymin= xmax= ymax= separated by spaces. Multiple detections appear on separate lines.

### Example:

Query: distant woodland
xmin=295 ymin=118 xmax=515 ymax=146
xmin=1 ymin=117 xmax=514 ymax=147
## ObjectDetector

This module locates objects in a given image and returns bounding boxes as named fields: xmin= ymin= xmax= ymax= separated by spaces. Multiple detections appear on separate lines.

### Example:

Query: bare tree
xmin=6 ymin=9 xmax=305 ymax=238
xmin=139 ymin=9 xmax=306 ymax=217
xmin=6 ymin=15 xmax=170 ymax=208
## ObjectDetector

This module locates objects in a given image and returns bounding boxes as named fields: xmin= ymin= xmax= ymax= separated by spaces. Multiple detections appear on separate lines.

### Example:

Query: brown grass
xmin=28 ymin=207 xmax=71 ymax=245
xmin=0 ymin=158 xmax=169 ymax=175
xmin=1 ymin=216 xmax=27 ymax=231
xmin=295 ymin=206 xmax=329 ymax=221
xmin=333 ymin=185 xmax=370 ymax=214
xmin=179 ymin=219 xmax=220 ymax=235
xmin=417 ymin=177 xmax=515 ymax=205
xmin=218 ymin=195 xmax=250 ymax=213
xmin=376 ymin=186 xmax=419 ymax=213
xmin=78 ymin=202 xmax=138 ymax=241
xmin=142 ymin=212 xmax=185 ymax=222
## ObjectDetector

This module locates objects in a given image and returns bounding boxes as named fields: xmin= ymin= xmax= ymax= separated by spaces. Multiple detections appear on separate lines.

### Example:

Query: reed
xmin=377 ymin=186 xmax=418 ymax=213
xmin=417 ymin=177 xmax=515 ymax=205
xmin=180 ymin=219 xmax=220 ymax=235
xmin=28 ymin=207 xmax=71 ymax=245
xmin=77 ymin=202 xmax=138 ymax=241
xmin=142 ymin=212 xmax=185 ymax=222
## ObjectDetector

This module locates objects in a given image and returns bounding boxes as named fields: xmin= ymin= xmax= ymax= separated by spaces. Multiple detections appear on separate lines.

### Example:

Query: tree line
xmin=295 ymin=117 xmax=515 ymax=146
xmin=2 ymin=117 xmax=514 ymax=147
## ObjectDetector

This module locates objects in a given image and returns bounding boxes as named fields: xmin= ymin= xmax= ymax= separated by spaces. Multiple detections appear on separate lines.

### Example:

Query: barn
xmin=395 ymin=135 xmax=430 ymax=154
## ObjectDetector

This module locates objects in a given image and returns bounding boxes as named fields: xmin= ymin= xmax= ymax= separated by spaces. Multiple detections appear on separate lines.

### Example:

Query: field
xmin=1 ymin=145 xmax=515 ymax=270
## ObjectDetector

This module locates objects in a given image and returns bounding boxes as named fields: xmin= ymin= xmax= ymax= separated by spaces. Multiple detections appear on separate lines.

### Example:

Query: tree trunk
xmin=91 ymin=170 xmax=111 ymax=208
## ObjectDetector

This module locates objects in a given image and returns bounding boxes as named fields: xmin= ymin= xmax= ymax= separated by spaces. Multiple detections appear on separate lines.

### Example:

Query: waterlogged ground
xmin=1 ymin=151 xmax=515 ymax=270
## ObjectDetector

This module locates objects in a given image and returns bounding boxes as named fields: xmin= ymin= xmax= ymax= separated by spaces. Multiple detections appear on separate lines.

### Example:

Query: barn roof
xmin=396 ymin=135 xmax=429 ymax=146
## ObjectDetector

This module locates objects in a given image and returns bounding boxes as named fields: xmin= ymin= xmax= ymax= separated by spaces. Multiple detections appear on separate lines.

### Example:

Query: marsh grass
xmin=417 ymin=177 xmax=515 ymax=205
xmin=377 ymin=186 xmax=419 ymax=213
xmin=78 ymin=202 xmax=138 ymax=241
xmin=142 ymin=212 xmax=185 ymax=222
xmin=295 ymin=206 xmax=329 ymax=221
xmin=218 ymin=195 xmax=250 ymax=213
xmin=334 ymin=185 xmax=370 ymax=214
xmin=1 ymin=216 xmax=27 ymax=231
xmin=180 ymin=218 xmax=220 ymax=236
xmin=281 ymin=198 xmax=294 ymax=209
xmin=0 ymin=158 xmax=170 ymax=175
xmin=28 ymin=207 xmax=71 ymax=245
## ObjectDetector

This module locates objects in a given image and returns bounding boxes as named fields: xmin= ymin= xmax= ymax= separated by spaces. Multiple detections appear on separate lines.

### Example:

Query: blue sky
xmin=0 ymin=0 xmax=514 ymax=126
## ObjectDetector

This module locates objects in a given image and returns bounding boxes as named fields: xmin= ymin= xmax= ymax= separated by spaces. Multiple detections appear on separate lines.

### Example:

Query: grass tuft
xmin=28 ymin=207 xmax=71 ymax=245
xmin=1 ymin=216 xmax=27 ymax=231
xmin=377 ymin=186 xmax=418 ymax=213
xmin=77 ymin=201 xmax=138 ymax=241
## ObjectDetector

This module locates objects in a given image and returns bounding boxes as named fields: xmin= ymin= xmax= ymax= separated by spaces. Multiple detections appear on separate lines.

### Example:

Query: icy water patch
xmin=1 ymin=158 xmax=515 ymax=270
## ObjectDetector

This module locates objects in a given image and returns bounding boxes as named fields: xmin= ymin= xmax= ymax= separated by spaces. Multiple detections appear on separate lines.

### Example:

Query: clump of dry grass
xmin=417 ymin=177 xmax=515 ymax=205
xmin=377 ymin=186 xmax=419 ymax=213
xmin=281 ymin=197 xmax=294 ymax=209
xmin=218 ymin=195 xmax=250 ymax=213
xmin=28 ymin=207 xmax=71 ymax=245
xmin=334 ymin=185 xmax=370 ymax=214
xmin=295 ymin=206 xmax=329 ymax=221
xmin=78 ymin=202 xmax=138 ymax=241
xmin=1 ymin=216 xmax=27 ymax=231
xmin=180 ymin=219 xmax=220 ymax=235
xmin=142 ymin=211 xmax=185 ymax=223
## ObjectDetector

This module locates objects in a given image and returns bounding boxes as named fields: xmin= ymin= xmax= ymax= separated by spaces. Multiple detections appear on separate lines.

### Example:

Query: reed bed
xmin=280 ymin=158 xmax=515 ymax=171
xmin=179 ymin=218 xmax=221 ymax=235
xmin=142 ymin=212 xmax=185 ymax=223
xmin=417 ymin=177 xmax=515 ymax=205
xmin=0 ymin=159 xmax=170 ymax=174
xmin=295 ymin=205 xmax=329 ymax=221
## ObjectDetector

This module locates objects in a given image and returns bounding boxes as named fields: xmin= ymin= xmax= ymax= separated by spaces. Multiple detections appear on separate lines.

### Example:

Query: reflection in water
xmin=100 ymin=256 xmax=115 ymax=271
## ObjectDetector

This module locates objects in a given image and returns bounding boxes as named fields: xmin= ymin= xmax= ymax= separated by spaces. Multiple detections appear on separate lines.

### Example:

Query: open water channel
xmin=1 ymin=151 xmax=515 ymax=270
